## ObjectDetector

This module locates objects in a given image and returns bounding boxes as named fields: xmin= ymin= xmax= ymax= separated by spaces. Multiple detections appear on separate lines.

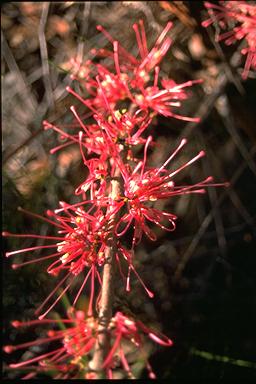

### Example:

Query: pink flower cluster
xmin=202 ymin=1 xmax=256 ymax=79
xmin=3 ymin=20 xmax=227 ymax=379
xmin=4 ymin=309 xmax=172 ymax=379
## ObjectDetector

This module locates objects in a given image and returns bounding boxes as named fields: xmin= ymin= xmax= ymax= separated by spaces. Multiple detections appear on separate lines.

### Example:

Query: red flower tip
xmin=201 ymin=20 xmax=211 ymax=28
xmin=149 ymin=372 xmax=157 ymax=379
xmin=204 ymin=2 xmax=212 ymax=9
xmin=11 ymin=320 xmax=21 ymax=328
xmin=11 ymin=264 xmax=20 ymax=270
xmin=75 ymin=310 xmax=85 ymax=320
xmin=42 ymin=121 xmax=52 ymax=130
xmin=166 ymin=21 xmax=173 ymax=30
xmin=181 ymin=138 xmax=187 ymax=146
xmin=148 ymin=332 xmax=173 ymax=346
xmin=3 ymin=345 xmax=14 ymax=353
xmin=85 ymin=372 xmax=97 ymax=379
xmin=96 ymin=25 xmax=103 ymax=31
xmin=2 ymin=231 xmax=10 ymax=236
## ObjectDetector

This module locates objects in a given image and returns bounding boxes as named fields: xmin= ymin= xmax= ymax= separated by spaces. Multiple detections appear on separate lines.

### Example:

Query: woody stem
xmin=89 ymin=178 xmax=122 ymax=378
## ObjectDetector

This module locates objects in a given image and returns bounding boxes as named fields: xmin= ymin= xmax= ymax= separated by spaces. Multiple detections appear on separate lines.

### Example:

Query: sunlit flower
xmin=3 ymin=204 xmax=112 ymax=319
xmin=4 ymin=310 xmax=172 ymax=380
xmin=134 ymin=78 xmax=202 ymax=122
xmin=104 ymin=311 xmax=173 ymax=379
xmin=115 ymin=136 xmax=228 ymax=246
xmin=95 ymin=20 xmax=173 ymax=87
xmin=202 ymin=1 xmax=256 ymax=79
xmin=4 ymin=309 xmax=97 ymax=379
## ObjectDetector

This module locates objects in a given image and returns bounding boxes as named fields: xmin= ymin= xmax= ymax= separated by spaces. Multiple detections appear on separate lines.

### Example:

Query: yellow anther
xmin=124 ymin=318 xmax=133 ymax=326
xmin=61 ymin=253 xmax=70 ymax=264
xmin=114 ymin=110 xmax=122 ymax=120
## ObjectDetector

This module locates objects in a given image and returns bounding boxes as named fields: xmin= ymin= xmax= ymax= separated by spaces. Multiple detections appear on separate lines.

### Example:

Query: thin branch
xmin=89 ymin=178 xmax=122 ymax=378
xmin=173 ymin=145 xmax=256 ymax=282
xmin=179 ymin=50 xmax=243 ymax=140
xmin=76 ymin=2 xmax=91 ymax=63
xmin=216 ymin=94 xmax=256 ymax=176
xmin=38 ymin=2 xmax=54 ymax=110
xmin=197 ymin=132 xmax=227 ymax=257
xmin=1 ymin=30 xmax=36 ymax=111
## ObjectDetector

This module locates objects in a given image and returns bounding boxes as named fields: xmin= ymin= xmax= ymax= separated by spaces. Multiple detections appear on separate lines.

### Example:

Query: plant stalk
xmin=89 ymin=178 xmax=122 ymax=378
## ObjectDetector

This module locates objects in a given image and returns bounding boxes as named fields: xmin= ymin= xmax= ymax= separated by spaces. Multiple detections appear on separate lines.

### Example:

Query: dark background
xmin=2 ymin=1 xmax=256 ymax=380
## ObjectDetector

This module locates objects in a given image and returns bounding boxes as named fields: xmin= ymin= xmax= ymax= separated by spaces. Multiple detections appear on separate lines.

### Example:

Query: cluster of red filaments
xmin=4 ymin=20 xmax=228 ymax=379
xmin=202 ymin=1 xmax=256 ymax=79
xmin=3 ymin=205 xmax=110 ymax=319
xmin=4 ymin=310 xmax=172 ymax=379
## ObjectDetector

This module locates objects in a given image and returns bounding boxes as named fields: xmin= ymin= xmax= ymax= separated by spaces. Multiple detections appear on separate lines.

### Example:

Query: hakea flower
xmin=43 ymin=110 xmax=107 ymax=157
xmin=103 ymin=311 xmax=173 ymax=379
xmin=43 ymin=23 xmax=201 ymax=156
xmin=202 ymin=1 xmax=256 ymax=79
xmin=74 ymin=157 xmax=109 ymax=200
xmin=4 ymin=310 xmax=172 ymax=379
xmin=94 ymin=20 xmax=173 ymax=87
xmin=3 ymin=309 xmax=97 ymax=379
xmin=3 ymin=203 xmax=116 ymax=319
xmin=87 ymin=64 xmax=131 ymax=111
xmin=69 ymin=64 xmax=130 ymax=113
xmin=65 ymin=21 xmax=200 ymax=123
xmin=66 ymin=57 xmax=94 ymax=82
xmin=114 ymin=136 xmax=228 ymax=246
xmin=44 ymin=88 xmax=154 ymax=168
xmin=94 ymin=108 xmax=152 ymax=149
xmin=3 ymin=200 xmax=154 ymax=315
xmin=134 ymin=77 xmax=203 ymax=122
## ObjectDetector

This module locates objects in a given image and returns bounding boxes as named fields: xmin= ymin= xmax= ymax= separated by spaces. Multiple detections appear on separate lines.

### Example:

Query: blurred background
xmin=2 ymin=1 xmax=256 ymax=380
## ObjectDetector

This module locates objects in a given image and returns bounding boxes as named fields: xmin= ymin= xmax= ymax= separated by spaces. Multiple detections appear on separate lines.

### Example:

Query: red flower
xmin=74 ymin=157 xmax=109 ymax=200
xmin=95 ymin=20 xmax=173 ymax=87
xmin=4 ymin=310 xmax=172 ymax=379
xmin=93 ymin=108 xmax=152 ymax=149
xmin=4 ymin=309 xmax=97 ymax=379
xmin=134 ymin=78 xmax=203 ymax=122
xmin=115 ymin=137 xmax=228 ymax=246
xmin=103 ymin=311 xmax=173 ymax=379
xmin=3 ymin=203 xmax=113 ymax=319
xmin=202 ymin=1 xmax=256 ymax=79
